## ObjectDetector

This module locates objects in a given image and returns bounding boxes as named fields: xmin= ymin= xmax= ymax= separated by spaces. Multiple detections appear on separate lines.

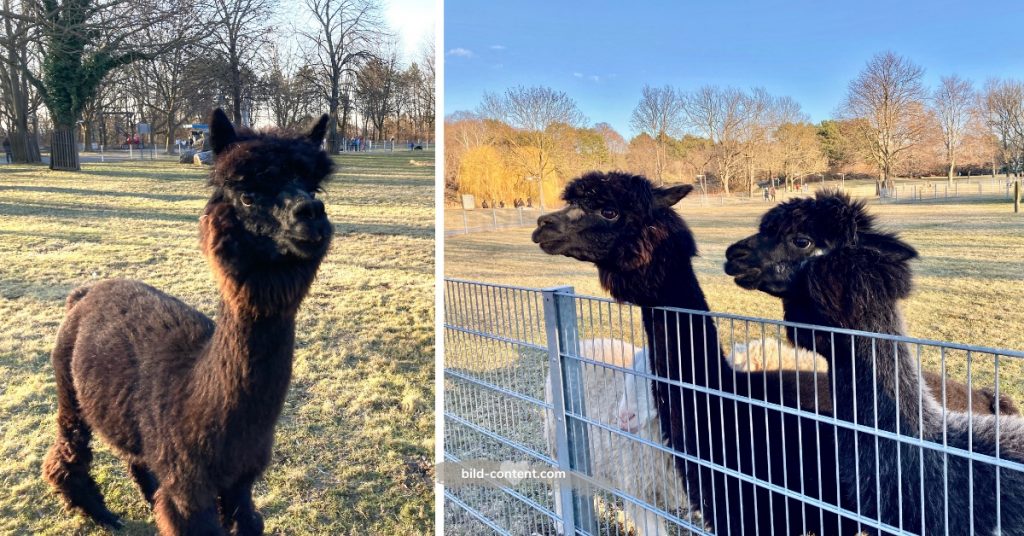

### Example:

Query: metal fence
xmin=442 ymin=278 xmax=1024 ymax=535
xmin=880 ymin=177 xmax=1019 ymax=203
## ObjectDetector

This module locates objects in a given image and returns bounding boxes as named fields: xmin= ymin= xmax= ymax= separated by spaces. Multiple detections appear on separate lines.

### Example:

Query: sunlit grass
xmin=0 ymin=151 xmax=434 ymax=535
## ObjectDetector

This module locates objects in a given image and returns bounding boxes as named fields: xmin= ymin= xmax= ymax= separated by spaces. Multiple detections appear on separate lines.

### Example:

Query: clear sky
xmin=445 ymin=0 xmax=1024 ymax=136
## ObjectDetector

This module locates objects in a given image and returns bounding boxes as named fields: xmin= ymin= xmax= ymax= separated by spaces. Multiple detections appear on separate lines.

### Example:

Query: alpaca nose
xmin=537 ymin=213 xmax=559 ymax=229
xmin=725 ymin=241 xmax=752 ymax=261
xmin=617 ymin=409 xmax=637 ymax=431
xmin=292 ymin=199 xmax=325 ymax=221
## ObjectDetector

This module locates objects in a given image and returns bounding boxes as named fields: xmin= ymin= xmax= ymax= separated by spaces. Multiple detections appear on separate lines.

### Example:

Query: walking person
xmin=2 ymin=137 xmax=11 ymax=163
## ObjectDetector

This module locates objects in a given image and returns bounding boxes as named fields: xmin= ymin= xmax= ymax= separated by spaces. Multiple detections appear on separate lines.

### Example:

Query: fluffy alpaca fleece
xmin=727 ymin=337 xmax=1016 ymax=415
xmin=42 ymin=109 xmax=333 ymax=535
xmin=544 ymin=338 xmax=687 ymax=536
xmin=727 ymin=336 xmax=828 ymax=373
xmin=725 ymin=189 xmax=1024 ymax=535
xmin=533 ymin=171 xmax=857 ymax=536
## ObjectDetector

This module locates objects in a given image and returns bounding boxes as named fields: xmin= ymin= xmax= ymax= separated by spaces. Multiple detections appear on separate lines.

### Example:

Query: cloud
xmin=489 ymin=44 xmax=506 ymax=50
xmin=589 ymin=75 xmax=600 ymax=82
xmin=573 ymin=72 xmax=583 ymax=78
xmin=447 ymin=48 xmax=475 ymax=58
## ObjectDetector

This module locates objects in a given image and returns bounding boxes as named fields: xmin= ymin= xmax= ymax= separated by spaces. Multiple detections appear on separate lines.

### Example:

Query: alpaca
xmin=724 ymin=189 xmax=1024 ymax=534
xmin=727 ymin=336 xmax=828 ymax=373
xmin=42 ymin=109 xmax=333 ymax=535
xmin=727 ymin=338 xmax=1016 ymax=414
xmin=544 ymin=339 xmax=687 ymax=536
xmin=533 ymin=171 xmax=851 ymax=536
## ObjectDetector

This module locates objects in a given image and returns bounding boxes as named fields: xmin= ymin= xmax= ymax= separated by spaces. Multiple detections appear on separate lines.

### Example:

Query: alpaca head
xmin=724 ymin=189 xmax=917 ymax=299
xmin=616 ymin=349 xmax=657 ymax=433
xmin=200 ymin=109 xmax=334 ymax=270
xmin=531 ymin=171 xmax=694 ymax=272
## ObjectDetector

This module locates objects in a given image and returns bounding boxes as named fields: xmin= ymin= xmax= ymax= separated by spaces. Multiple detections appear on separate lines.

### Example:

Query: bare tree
xmin=681 ymin=85 xmax=747 ymax=195
xmin=265 ymin=47 xmax=321 ymax=129
xmin=298 ymin=0 xmax=383 ymax=152
xmin=744 ymin=88 xmax=807 ymax=193
xmin=0 ymin=0 xmax=41 ymax=162
xmin=205 ymin=0 xmax=276 ymax=125
xmin=478 ymin=85 xmax=586 ymax=209
xmin=126 ymin=11 xmax=208 ymax=152
xmin=630 ymin=84 xmax=683 ymax=184
xmin=775 ymin=122 xmax=826 ymax=189
xmin=840 ymin=51 xmax=928 ymax=191
xmin=356 ymin=43 xmax=400 ymax=140
xmin=931 ymin=75 xmax=976 ymax=183
xmin=983 ymin=78 xmax=1024 ymax=177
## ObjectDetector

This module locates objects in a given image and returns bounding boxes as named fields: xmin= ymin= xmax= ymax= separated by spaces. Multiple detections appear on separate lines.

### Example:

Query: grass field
xmin=0 ymin=151 xmax=434 ymax=535
xmin=445 ymin=196 xmax=1024 ymax=397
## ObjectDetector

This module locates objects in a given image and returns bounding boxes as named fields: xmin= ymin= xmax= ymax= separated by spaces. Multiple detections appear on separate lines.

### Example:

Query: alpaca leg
xmin=129 ymin=463 xmax=160 ymax=505
xmin=154 ymin=489 xmax=224 ymax=536
xmin=219 ymin=474 xmax=264 ymax=536
xmin=42 ymin=373 xmax=122 ymax=528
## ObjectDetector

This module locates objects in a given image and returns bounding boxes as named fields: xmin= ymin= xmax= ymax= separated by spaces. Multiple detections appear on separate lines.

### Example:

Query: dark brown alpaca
xmin=42 ymin=109 xmax=333 ymax=535
xmin=533 ymin=172 xmax=1011 ymax=536
xmin=725 ymin=190 xmax=1024 ymax=534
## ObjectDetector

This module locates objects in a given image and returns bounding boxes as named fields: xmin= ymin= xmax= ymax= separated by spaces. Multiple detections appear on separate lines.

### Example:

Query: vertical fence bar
xmin=542 ymin=286 xmax=597 ymax=534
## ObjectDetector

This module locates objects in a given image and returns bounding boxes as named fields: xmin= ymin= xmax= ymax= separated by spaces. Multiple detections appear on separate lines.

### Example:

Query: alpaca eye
xmin=600 ymin=208 xmax=619 ymax=220
xmin=240 ymin=194 xmax=255 ymax=207
xmin=792 ymin=236 xmax=813 ymax=249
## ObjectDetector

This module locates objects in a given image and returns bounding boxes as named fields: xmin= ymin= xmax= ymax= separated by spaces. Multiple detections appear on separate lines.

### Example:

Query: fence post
xmin=542 ymin=286 xmax=597 ymax=535
xmin=1015 ymin=180 xmax=1020 ymax=213
xmin=492 ymin=209 xmax=498 ymax=230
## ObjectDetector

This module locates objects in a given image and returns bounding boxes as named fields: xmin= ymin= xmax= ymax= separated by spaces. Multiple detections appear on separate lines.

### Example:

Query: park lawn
xmin=0 ymin=151 xmax=435 ymax=535
xmin=445 ymin=197 xmax=1024 ymax=400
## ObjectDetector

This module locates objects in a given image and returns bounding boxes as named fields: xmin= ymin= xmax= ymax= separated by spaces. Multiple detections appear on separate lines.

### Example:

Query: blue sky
xmin=445 ymin=0 xmax=1024 ymax=136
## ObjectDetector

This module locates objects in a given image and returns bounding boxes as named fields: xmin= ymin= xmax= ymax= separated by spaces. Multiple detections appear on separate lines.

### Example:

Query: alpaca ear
xmin=859 ymin=232 xmax=918 ymax=262
xmin=209 ymin=109 xmax=237 ymax=155
xmin=307 ymin=114 xmax=330 ymax=146
xmin=653 ymin=184 xmax=693 ymax=209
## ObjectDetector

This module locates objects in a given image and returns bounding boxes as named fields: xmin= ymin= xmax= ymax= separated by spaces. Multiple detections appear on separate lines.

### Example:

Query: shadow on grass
xmin=0 ymin=202 xmax=197 ymax=224
xmin=0 ymin=279 xmax=76 ymax=301
xmin=0 ymin=185 xmax=202 ymax=203
xmin=334 ymin=222 xmax=432 ymax=238
xmin=75 ymin=167 xmax=206 ymax=182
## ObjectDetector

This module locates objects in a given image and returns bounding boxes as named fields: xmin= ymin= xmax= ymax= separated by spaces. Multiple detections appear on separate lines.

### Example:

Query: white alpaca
xmin=545 ymin=338 xmax=686 ymax=536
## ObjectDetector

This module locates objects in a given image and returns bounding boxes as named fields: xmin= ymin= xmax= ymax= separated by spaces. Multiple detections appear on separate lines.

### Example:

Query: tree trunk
xmin=50 ymin=126 xmax=81 ymax=171
xmin=947 ymin=160 xmax=955 ymax=184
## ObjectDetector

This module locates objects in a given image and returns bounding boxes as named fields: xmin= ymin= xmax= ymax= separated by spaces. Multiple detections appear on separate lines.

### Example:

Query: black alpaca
xmin=42 ymin=109 xmax=334 ymax=535
xmin=725 ymin=190 xmax=1024 ymax=535
xmin=533 ymin=171 xmax=859 ymax=535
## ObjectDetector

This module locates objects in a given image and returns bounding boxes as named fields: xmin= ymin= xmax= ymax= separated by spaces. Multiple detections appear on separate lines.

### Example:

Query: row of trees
xmin=446 ymin=51 xmax=1024 ymax=204
xmin=0 ymin=0 xmax=434 ymax=170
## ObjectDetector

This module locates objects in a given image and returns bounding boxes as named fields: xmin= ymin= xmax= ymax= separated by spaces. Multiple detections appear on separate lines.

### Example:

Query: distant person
xmin=763 ymin=187 xmax=770 ymax=201
xmin=526 ymin=197 xmax=533 ymax=208
xmin=2 ymin=137 xmax=11 ymax=163
xmin=498 ymin=200 xmax=505 ymax=208
xmin=769 ymin=186 xmax=777 ymax=202
xmin=409 ymin=141 xmax=414 ymax=151
xmin=481 ymin=200 xmax=489 ymax=209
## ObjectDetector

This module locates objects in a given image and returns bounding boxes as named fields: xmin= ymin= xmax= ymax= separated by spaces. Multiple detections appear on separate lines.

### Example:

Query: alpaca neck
xmin=599 ymin=231 xmax=722 ymax=387
xmin=786 ymin=295 xmax=940 ymax=437
xmin=190 ymin=266 xmax=314 ymax=431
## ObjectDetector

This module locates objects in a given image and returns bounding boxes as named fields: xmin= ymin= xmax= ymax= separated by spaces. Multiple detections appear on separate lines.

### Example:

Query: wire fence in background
xmin=880 ymin=177 xmax=1019 ymax=203
xmin=445 ymin=178 xmax=1022 ymax=237
xmin=442 ymin=278 xmax=1024 ymax=536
